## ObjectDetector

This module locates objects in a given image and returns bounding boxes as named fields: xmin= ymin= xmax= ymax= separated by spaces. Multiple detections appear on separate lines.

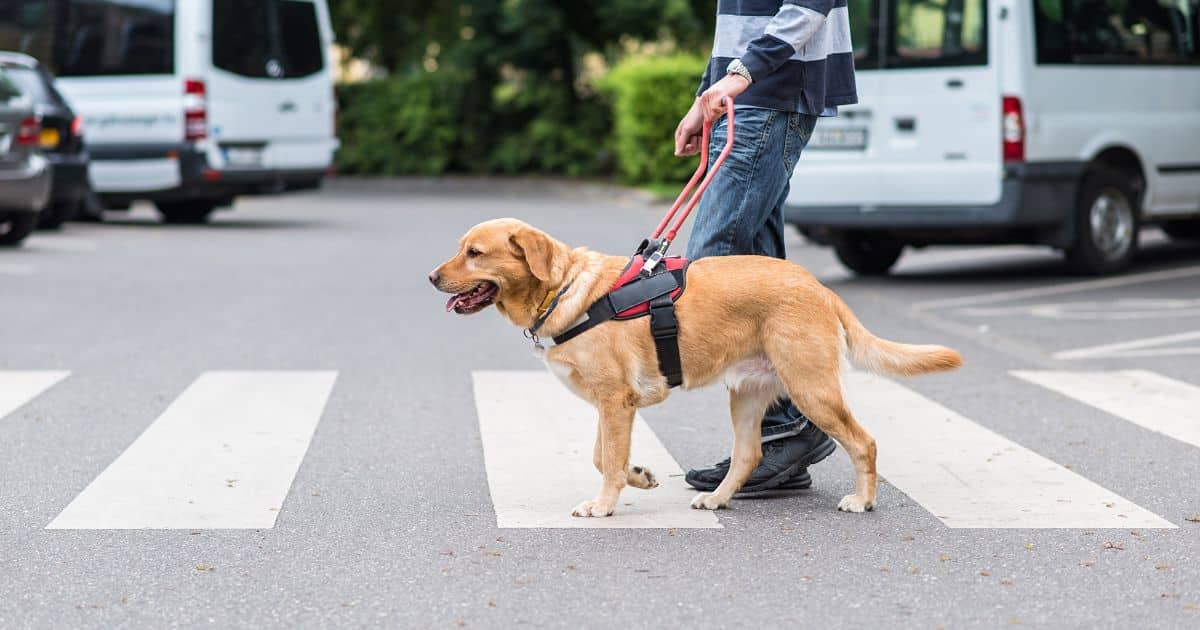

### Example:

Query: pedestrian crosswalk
xmin=0 ymin=367 xmax=1195 ymax=530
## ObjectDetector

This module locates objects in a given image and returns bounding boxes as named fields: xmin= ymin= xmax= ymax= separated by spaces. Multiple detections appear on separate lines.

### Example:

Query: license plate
xmin=808 ymin=127 xmax=868 ymax=151
xmin=39 ymin=128 xmax=60 ymax=148
xmin=223 ymin=146 xmax=263 ymax=167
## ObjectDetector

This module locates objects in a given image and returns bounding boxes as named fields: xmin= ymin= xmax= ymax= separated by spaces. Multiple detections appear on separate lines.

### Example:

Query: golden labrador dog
xmin=431 ymin=218 xmax=962 ymax=518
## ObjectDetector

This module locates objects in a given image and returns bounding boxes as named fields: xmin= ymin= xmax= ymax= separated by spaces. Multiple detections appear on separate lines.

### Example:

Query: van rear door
xmin=876 ymin=0 xmax=1001 ymax=206
xmin=205 ymin=0 xmax=336 ymax=172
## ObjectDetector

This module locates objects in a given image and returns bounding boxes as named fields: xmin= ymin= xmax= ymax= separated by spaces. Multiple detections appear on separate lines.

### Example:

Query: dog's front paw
xmin=571 ymin=499 xmax=615 ymax=518
xmin=690 ymin=492 xmax=728 ymax=511
xmin=837 ymin=494 xmax=874 ymax=513
xmin=627 ymin=465 xmax=659 ymax=490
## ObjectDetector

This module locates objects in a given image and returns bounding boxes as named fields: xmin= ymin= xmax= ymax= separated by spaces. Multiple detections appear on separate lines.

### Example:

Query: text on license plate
xmin=808 ymin=127 xmax=868 ymax=151
xmin=223 ymin=147 xmax=263 ymax=166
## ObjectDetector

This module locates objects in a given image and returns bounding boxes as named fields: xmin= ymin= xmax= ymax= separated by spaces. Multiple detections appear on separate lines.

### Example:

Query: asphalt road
xmin=2 ymin=178 xmax=1198 ymax=629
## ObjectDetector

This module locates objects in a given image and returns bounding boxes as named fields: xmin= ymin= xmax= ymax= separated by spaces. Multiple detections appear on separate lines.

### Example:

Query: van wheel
xmin=156 ymin=200 xmax=216 ymax=225
xmin=1065 ymin=168 xmax=1140 ymax=274
xmin=832 ymin=233 xmax=904 ymax=276
xmin=0 ymin=213 xmax=37 ymax=246
xmin=1162 ymin=219 xmax=1200 ymax=241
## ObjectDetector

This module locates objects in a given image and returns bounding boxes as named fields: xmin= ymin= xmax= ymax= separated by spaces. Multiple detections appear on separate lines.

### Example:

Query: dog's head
xmin=430 ymin=218 xmax=562 ymax=322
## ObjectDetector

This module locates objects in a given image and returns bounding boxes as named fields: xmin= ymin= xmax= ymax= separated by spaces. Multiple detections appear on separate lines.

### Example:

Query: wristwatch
xmin=726 ymin=59 xmax=753 ymax=84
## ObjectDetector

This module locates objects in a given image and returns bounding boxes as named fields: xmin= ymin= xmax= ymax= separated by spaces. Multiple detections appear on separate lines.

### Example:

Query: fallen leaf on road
xmin=1155 ymin=563 xmax=1173 ymax=570
xmin=194 ymin=564 xmax=215 ymax=572
xmin=1024 ymin=543 xmax=1035 ymax=550
xmin=980 ymin=570 xmax=991 ymax=577
xmin=940 ymin=555 xmax=952 ymax=562
xmin=1185 ymin=515 xmax=1200 ymax=523
xmin=1102 ymin=541 xmax=1125 ymax=551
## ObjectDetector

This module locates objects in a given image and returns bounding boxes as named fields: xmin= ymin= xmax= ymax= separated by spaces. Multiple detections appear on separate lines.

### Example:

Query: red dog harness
xmin=548 ymin=252 xmax=689 ymax=387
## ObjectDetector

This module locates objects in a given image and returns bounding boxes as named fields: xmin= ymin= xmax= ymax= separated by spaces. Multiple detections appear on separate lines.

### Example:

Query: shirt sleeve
xmin=740 ymin=0 xmax=835 ymax=81
xmin=695 ymin=62 xmax=712 ymax=97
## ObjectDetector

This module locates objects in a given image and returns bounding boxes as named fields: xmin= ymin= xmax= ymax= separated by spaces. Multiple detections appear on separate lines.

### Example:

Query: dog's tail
xmin=832 ymin=292 xmax=963 ymax=377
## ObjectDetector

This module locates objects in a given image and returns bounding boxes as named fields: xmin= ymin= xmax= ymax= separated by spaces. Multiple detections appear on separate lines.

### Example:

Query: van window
xmin=850 ymin=0 xmax=881 ymax=69
xmin=213 ymin=0 xmax=325 ymax=79
xmin=279 ymin=1 xmax=325 ymax=77
xmin=0 ymin=1 xmax=175 ymax=76
xmin=888 ymin=0 xmax=988 ymax=67
xmin=1036 ymin=0 xmax=1200 ymax=65
xmin=213 ymin=0 xmax=278 ymax=78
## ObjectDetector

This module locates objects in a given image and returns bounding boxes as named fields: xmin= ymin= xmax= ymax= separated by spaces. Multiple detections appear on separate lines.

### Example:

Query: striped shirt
xmin=698 ymin=0 xmax=858 ymax=115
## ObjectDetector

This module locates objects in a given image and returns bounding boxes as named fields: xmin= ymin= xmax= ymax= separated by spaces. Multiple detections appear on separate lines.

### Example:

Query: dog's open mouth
xmin=446 ymin=281 xmax=499 ymax=314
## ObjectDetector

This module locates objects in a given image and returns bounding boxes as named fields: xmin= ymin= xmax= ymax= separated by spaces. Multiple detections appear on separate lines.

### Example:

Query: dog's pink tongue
xmin=445 ymin=294 xmax=462 ymax=312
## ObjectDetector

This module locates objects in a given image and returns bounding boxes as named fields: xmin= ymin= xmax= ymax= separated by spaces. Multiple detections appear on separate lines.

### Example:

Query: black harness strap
xmin=552 ymin=260 xmax=688 ymax=388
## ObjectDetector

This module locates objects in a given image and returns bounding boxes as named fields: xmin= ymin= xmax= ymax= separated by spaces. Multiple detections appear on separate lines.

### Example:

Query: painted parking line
xmin=472 ymin=370 xmax=720 ymax=529
xmin=1053 ymin=330 xmax=1200 ymax=360
xmin=0 ymin=371 xmax=70 ymax=421
xmin=47 ymin=371 xmax=336 ymax=530
xmin=911 ymin=264 xmax=1200 ymax=312
xmin=1012 ymin=370 xmax=1200 ymax=450
xmin=844 ymin=371 xmax=1174 ymax=528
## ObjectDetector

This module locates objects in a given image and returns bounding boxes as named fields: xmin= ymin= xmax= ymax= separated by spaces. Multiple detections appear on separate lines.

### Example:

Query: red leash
xmin=640 ymin=96 xmax=735 ymax=273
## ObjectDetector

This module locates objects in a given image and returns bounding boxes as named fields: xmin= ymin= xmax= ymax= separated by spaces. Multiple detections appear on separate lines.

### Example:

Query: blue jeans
xmin=685 ymin=106 xmax=818 ymax=442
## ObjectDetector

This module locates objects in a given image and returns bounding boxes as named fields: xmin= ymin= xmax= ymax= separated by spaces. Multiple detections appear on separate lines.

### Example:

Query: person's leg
xmin=685 ymin=110 xmax=835 ymax=493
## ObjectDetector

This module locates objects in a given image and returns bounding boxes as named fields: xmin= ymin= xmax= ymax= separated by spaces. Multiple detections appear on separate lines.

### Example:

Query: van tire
xmin=1162 ymin=219 xmax=1200 ymax=241
xmin=832 ymin=233 xmax=904 ymax=276
xmin=156 ymin=200 xmax=216 ymax=225
xmin=0 ymin=213 xmax=37 ymax=246
xmin=1065 ymin=168 xmax=1140 ymax=275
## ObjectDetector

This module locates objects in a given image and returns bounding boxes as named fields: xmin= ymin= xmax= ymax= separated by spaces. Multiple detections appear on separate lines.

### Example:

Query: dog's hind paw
xmin=627 ymin=465 xmax=659 ymax=490
xmin=571 ymin=499 xmax=615 ymax=518
xmin=690 ymin=492 xmax=728 ymax=511
xmin=837 ymin=494 xmax=874 ymax=513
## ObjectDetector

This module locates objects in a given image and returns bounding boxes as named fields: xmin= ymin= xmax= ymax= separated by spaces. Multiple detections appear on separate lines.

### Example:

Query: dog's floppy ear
xmin=509 ymin=226 xmax=555 ymax=283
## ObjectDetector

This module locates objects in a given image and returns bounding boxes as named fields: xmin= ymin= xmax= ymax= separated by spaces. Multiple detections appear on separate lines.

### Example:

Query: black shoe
xmin=685 ymin=423 xmax=837 ymax=494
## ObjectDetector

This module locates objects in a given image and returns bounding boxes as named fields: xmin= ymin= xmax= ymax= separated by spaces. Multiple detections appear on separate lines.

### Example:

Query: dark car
xmin=0 ymin=52 xmax=89 ymax=229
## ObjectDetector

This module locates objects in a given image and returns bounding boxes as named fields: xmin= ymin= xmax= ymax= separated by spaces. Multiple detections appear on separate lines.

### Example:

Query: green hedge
xmin=334 ymin=54 xmax=706 ymax=183
xmin=598 ymin=54 xmax=707 ymax=186
xmin=335 ymin=71 xmax=471 ymax=176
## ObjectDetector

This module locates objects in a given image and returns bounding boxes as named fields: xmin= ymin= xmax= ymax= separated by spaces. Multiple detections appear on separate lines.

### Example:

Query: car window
xmin=0 ymin=70 xmax=22 ymax=102
xmin=0 ymin=1 xmax=176 ymax=76
xmin=1 ymin=66 xmax=53 ymax=104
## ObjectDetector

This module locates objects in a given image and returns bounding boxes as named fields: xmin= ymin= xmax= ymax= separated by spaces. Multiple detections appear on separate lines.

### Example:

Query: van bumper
xmin=786 ymin=161 xmax=1086 ymax=246
xmin=89 ymin=143 xmax=327 ymax=206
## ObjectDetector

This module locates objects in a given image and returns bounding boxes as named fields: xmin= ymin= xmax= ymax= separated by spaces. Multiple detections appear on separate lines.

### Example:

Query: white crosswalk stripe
xmin=843 ymin=371 xmax=1175 ymax=529
xmin=0 ymin=371 xmax=70 ymax=420
xmin=47 ymin=371 xmax=337 ymax=530
xmin=1012 ymin=370 xmax=1200 ymax=451
xmin=472 ymin=370 xmax=720 ymax=528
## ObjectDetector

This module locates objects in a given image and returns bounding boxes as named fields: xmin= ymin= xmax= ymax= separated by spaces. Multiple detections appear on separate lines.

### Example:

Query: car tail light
xmin=14 ymin=116 xmax=39 ymax=146
xmin=1002 ymin=96 xmax=1024 ymax=162
xmin=70 ymin=115 xmax=84 ymax=139
xmin=184 ymin=78 xmax=207 ymax=141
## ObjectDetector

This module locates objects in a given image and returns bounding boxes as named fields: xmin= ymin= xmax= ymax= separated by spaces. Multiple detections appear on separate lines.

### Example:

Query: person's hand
xmin=698 ymin=74 xmax=749 ymax=122
xmin=673 ymin=100 xmax=704 ymax=157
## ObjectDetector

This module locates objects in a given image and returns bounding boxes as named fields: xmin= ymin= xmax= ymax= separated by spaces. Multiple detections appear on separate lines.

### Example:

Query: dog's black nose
xmin=428 ymin=271 xmax=440 ymax=287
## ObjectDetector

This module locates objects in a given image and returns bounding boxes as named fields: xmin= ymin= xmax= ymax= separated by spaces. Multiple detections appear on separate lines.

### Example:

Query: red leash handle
xmin=651 ymin=96 xmax=736 ymax=243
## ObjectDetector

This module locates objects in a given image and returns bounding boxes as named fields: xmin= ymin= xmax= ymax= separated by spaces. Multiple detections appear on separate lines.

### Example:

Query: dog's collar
xmin=525 ymin=283 xmax=571 ymax=343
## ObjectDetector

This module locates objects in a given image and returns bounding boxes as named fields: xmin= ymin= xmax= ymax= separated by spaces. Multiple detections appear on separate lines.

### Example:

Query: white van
xmin=786 ymin=0 xmax=1200 ymax=275
xmin=0 ymin=0 xmax=338 ymax=224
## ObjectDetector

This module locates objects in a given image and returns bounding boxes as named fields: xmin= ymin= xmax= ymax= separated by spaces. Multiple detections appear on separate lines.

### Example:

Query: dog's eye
xmin=466 ymin=247 xmax=483 ymax=258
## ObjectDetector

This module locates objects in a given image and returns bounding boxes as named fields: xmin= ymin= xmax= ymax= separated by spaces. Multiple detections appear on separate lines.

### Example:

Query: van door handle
xmin=895 ymin=117 xmax=916 ymax=132
xmin=946 ymin=78 xmax=964 ymax=89
xmin=279 ymin=101 xmax=297 ymax=113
